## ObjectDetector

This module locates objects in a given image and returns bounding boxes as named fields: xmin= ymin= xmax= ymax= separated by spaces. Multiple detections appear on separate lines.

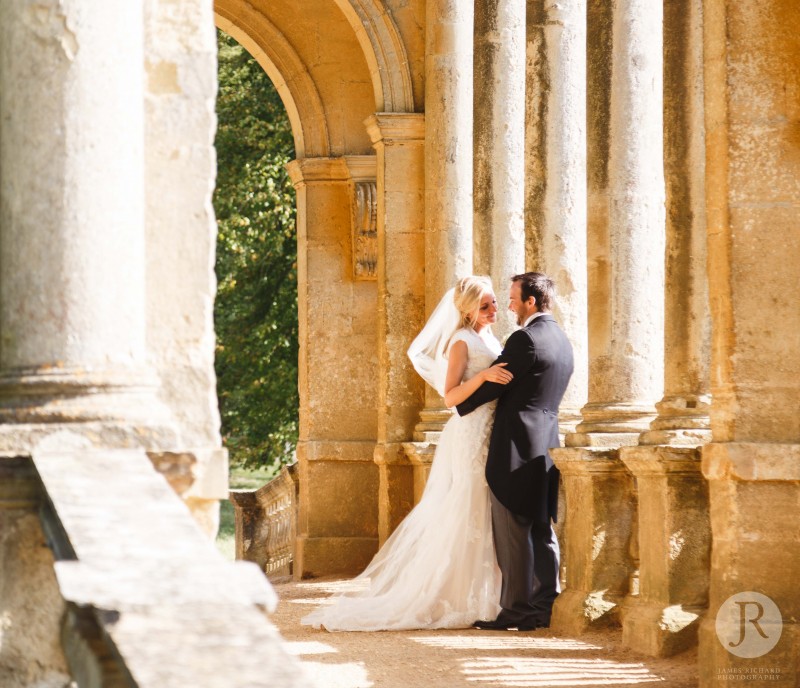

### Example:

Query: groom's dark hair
xmin=511 ymin=272 xmax=555 ymax=311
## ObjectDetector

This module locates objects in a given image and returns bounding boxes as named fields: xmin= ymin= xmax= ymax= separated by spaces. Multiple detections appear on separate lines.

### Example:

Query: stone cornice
xmin=344 ymin=155 xmax=377 ymax=182
xmin=285 ymin=157 xmax=350 ymax=187
xmin=364 ymin=112 xmax=425 ymax=146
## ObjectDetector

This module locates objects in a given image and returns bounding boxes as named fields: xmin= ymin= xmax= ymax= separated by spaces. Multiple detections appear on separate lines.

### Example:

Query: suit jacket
xmin=456 ymin=314 xmax=574 ymax=522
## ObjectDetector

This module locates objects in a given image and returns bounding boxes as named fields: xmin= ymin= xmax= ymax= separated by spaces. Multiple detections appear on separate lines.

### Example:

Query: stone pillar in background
xmin=0 ymin=0 xmax=178 ymax=451
xmin=619 ymin=0 xmax=711 ymax=657
xmin=288 ymin=158 xmax=381 ymax=577
xmin=569 ymin=0 xmax=665 ymax=447
xmin=403 ymin=0 xmax=473 ymax=504
xmin=699 ymin=1 xmax=800 ymax=684
xmin=524 ymin=0 xmax=588 ymax=433
xmin=365 ymin=114 xmax=426 ymax=547
xmin=473 ymin=0 xmax=526 ymax=341
xmin=553 ymin=0 xmax=665 ymax=633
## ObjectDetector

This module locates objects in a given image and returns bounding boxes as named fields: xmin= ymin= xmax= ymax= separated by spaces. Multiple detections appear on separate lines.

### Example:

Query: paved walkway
xmin=271 ymin=579 xmax=699 ymax=688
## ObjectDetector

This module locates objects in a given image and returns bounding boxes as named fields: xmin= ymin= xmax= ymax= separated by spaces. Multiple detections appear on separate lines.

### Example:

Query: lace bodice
xmin=449 ymin=327 xmax=503 ymax=382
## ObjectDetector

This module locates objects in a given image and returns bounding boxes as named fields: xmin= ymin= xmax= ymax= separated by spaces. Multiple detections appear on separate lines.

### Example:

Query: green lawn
xmin=216 ymin=465 xmax=278 ymax=560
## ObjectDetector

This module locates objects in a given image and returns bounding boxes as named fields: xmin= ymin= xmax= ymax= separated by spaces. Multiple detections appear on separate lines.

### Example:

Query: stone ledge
xmin=701 ymin=442 xmax=800 ymax=481
xmin=619 ymin=445 xmax=703 ymax=475
xmin=551 ymin=446 xmax=629 ymax=474
xmin=29 ymin=447 xmax=307 ymax=687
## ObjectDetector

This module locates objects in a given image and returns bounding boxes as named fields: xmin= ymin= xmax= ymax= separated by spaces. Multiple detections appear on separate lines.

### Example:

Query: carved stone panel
xmin=351 ymin=181 xmax=377 ymax=279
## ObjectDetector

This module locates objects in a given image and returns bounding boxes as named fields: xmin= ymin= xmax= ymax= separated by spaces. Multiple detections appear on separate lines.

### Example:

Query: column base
xmin=412 ymin=406 xmax=452 ymax=442
xmin=571 ymin=402 xmax=656 ymax=439
xmin=403 ymin=441 xmax=435 ymax=504
xmin=639 ymin=394 xmax=711 ymax=445
xmin=622 ymin=600 xmax=703 ymax=656
xmin=566 ymin=431 xmax=642 ymax=448
xmin=0 ymin=420 xmax=180 ymax=453
xmin=0 ymin=367 xmax=174 ymax=424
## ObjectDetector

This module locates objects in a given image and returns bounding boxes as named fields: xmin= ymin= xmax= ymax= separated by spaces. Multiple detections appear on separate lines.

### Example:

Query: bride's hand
xmin=482 ymin=362 xmax=513 ymax=385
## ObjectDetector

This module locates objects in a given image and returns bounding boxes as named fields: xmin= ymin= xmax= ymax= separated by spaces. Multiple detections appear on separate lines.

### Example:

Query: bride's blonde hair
xmin=444 ymin=275 xmax=494 ymax=353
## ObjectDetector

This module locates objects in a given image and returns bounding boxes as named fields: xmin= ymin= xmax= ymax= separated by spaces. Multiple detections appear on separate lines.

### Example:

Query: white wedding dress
xmin=301 ymin=327 xmax=503 ymax=631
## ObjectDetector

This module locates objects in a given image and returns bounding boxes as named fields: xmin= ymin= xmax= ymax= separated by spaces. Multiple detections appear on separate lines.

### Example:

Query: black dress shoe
xmin=472 ymin=618 xmax=548 ymax=631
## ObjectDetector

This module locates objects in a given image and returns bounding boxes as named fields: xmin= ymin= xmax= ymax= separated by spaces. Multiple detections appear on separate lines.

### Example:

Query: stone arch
xmin=214 ymin=3 xmax=330 ymax=158
xmin=332 ymin=0 xmax=415 ymax=112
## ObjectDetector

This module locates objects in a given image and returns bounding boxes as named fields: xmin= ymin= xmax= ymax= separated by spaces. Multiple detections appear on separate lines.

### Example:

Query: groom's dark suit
xmin=457 ymin=313 xmax=573 ymax=627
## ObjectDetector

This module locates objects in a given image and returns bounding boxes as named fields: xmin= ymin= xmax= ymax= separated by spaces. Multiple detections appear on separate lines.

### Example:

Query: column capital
xmin=343 ymin=155 xmax=377 ymax=182
xmin=365 ymin=113 xmax=425 ymax=146
xmin=285 ymin=157 xmax=350 ymax=188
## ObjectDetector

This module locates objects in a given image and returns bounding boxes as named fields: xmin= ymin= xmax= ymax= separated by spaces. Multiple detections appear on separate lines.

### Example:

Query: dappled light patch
xmin=460 ymin=657 xmax=664 ymax=686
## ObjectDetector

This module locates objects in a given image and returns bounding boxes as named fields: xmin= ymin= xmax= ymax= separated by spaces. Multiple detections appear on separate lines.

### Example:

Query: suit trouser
xmin=490 ymin=492 xmax=560 ymax=624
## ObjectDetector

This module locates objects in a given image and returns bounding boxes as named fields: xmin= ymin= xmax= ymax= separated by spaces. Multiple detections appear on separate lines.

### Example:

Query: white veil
xmin=407 ymin=287 xmax=460 ymax=397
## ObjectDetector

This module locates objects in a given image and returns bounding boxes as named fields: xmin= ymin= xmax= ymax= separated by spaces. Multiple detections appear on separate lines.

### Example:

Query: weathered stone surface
xmin=0 ymin=481 xmax=71 ymax=688
xmin=551 ymin=448 xmax=636 ymax=634
xmin=30 ymin=448 xmax=308 ymax=687
xmin=620 ymin=446 xmax=710 ymax=656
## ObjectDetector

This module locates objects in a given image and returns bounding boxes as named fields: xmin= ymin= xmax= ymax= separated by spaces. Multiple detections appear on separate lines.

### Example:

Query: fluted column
xmin=569 ymin=0 xmax=665 ymax=446
xmin=365 ymin=114 xmax=426 ymax=546
xmin=618 ymin=0 xmax=712 ymax=658
xmin=474 ymin=0 xmax=526 ymax=340
xmin=640 ymin=0 xmax=711 ymax=448
xmin=525 ymin=0 xmax=588 ymax=432
xmin=402 ymin=0 xmax=475 ymax=503
xmin=0 ymin=0 xmax=176 ymax=451
xmin=553 ymin=0 xmax=665 ymax=633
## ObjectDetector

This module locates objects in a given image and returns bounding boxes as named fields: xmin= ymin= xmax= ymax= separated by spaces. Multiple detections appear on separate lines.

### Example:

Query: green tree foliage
xmin=213 ymin=30 xmax=298 ymax=470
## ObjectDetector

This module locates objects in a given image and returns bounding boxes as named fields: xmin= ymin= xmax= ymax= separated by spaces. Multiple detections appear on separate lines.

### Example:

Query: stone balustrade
xmin=230 ymin=463 xmax=299 ymax=579
xmin=0 ymin=450 xmax=307 ymax=688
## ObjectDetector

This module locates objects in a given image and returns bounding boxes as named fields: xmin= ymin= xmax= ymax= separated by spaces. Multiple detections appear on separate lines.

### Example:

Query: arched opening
xmin=211 ymin=0 xmax=420 ymax=576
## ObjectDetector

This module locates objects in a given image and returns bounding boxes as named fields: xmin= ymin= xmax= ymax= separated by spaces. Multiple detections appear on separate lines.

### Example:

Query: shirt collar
xmin=523 ymin=312 xmax=545 ymax=328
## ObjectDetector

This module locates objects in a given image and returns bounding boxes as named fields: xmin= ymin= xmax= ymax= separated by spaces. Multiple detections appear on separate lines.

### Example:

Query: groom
xmin=457 ymin=272 xmax=574 ymax=631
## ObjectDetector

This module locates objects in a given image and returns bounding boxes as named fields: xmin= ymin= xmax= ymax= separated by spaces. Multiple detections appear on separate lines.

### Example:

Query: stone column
xmin=365 ymin=115 xmax=426 ymax=546
xmin=569 ymin=0 xmax=666 ymax=447
xmin=618 ymin=0 xmax=712 ymax=657
xmin=698 ymin=0 xmax=800 ymax=684
xmin=553 ymin=0 xmax=665 ymax=633
xmin=640 ymin=0 xmax=711 ymax=448
xmin=474 ymin=0 xmax=526 ymax=340
xmin=524 ymin=0 xmax=588 ymax=432
xmin=288 ymin=158 xmax=381 ymax=577
xmin=403 ymin=0 xmax=473 ymax=503
xmin=0 ymin=0 xmax=177 ymax=451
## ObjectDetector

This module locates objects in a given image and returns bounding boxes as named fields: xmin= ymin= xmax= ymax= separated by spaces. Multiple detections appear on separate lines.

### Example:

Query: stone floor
xmin=271 ymin=578 xmax=699 ymax=687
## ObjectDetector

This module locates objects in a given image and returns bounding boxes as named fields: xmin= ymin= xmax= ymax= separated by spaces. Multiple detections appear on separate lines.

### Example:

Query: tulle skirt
xmin=301 ymin=403 xmax=502 ymax=631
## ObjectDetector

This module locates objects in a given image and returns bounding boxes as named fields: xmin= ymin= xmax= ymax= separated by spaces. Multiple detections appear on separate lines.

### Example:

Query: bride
xmin=301 ymin=276 xmax=512 ymax=631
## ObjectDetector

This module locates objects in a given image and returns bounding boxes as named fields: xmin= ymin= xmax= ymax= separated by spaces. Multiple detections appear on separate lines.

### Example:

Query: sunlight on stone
xmin=300 ymin=660 xmax=373 ymax=688
xmin=461 ymin=657 xmax=665 ymax=686
xmin=412 ymin=636 xmax=602 ymax=651
xmin=282 ymin=641 xmax=338 ymax=656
